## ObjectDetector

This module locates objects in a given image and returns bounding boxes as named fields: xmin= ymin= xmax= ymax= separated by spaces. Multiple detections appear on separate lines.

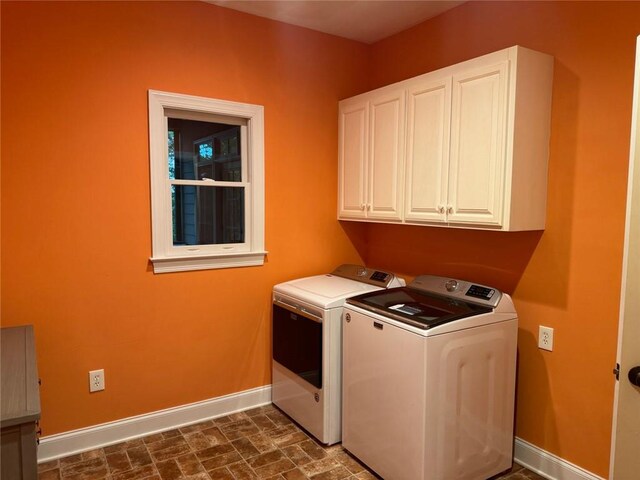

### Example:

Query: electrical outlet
xmin=538 ymin=326 xmax=554 ymax=351
xmin=89 ymin=369 xmax=105 ymax=392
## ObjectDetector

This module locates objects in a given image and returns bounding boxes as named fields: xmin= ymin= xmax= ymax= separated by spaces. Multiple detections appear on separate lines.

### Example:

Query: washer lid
xmin=274 ymin=274 xmax=384 ymax=309
xmin=347 ymin=287 xmax=492 ymax=330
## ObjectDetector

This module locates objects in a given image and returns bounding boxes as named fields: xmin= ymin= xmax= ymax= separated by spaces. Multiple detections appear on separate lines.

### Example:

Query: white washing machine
xmin=342 ymin=275 xmax=518 ymax=480
xmin=272 ymin=264 xmax=404 ymax=445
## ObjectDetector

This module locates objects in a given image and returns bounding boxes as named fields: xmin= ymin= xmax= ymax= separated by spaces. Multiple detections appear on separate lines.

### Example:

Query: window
xmin=148 ymin=90 xmax=265 ymax=273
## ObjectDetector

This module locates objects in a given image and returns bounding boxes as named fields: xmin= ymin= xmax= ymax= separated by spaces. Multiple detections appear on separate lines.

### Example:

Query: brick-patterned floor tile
xmin=321 ymin=445 xmax=343 ymax=456
xmin=59 ymin=453 xmax=84 ymax=468
xmin=265 ymin=411 xmax=293 ymax=428
xmin=38 ymin=468 xmax=61 ymax=480
xmin=181 ymin=474 xmax=211 ymax=480
xmin=272 ymin=431 xmax=308 ymax=448
xmin=297 ymin=440 xmax=327 ymax=461
xmin=253 ymin=458 xmax=296 ymax=479
xmin=208 ymin=466 xmax=235 ymax=480
xmin=227 ymin=461 xmax=258 ymax=480
xmin=142 ymin=433 xmax=165 ymax=445
xmin=38 ymin=459 xmax=60 ymax=473
xmin=155 ymin=459 xmax=183 ymax=480
xmin=310 ymin=465 xmax=351 ymax=480
xmin=60 ymin=457 xmax=108 ymax=479
xmin=200 ymin=451 xmax=243 ymax=471
xmin=301 ymin=458 xmax=343 ymax=477
xmin=43 ymin=404 xmax=536 ymax=480
xmin=281 ymin=444 xmax=313 ymax=467
xmin=220 ymin=419 xmax=261 ymax=441
xmin=81 ymin=449 xmax=104 ymax=460
xmin=127 ymin=445 xmax=154 ymax=469
xmin=200 ymin=426 xmax=228 ymax=445
xmin=248 ymin=433 xmax=278 ymax=454
xmin=282 ymin=468 xmax=307 ymax=480
xmin=332 ymin=451 xmax=365 ymax=474
xmin=195 ymin=443 xmax=235 ymax=461
xmin=106 ymin=451 xmax=132 ymax=474
xmin=162 ymin=429 xmax=183 ymax=439
xmin=184 ymin=431 xmax=216 ymax=451
xmin=104 ymin=439 xmax=144 ymax=455
xmin=150 ymin=443 xmax=193 ymax=463
xmin=247 ymin=449 xmax=286 ymax=469
xmin=110 ymin=464 xmax=157 ymax=480
xmin=175 ymin=453 xmax=206 ymax=475
xmin=215 ymin=412 xmax=248 ymax=426
xmin=233 ymin=437 xmax=261 ymax=459
xmin=146 ymin=436 xmax=189 ymax=453
xmin=251 ymin=414 xmax=278 ymax=432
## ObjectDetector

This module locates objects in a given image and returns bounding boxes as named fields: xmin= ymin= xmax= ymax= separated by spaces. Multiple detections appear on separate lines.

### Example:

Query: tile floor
xmin=38 ymin=404 xmax=544 ymax=480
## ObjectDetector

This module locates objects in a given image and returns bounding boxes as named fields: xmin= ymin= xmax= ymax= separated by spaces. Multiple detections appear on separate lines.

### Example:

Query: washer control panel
xmin=411 ymin=275 xmax=502 ymax=308
xmin=466 ymin=284 xmax=496 ymax=301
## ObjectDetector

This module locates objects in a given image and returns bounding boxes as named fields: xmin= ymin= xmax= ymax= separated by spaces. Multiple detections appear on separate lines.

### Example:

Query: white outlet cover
xmin=89 ymin=369 xmax=105 ymax=392
xmin=538 ymin=326 xmax=554 ymax=351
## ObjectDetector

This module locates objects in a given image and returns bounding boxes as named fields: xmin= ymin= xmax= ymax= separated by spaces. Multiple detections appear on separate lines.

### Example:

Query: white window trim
xmin=148 ymin=90 xmax=266 ymax=273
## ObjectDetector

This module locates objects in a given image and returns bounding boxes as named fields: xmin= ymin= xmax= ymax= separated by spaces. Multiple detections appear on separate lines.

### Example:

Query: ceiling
xmin=207 ymin=1 xmax=466 ymax=44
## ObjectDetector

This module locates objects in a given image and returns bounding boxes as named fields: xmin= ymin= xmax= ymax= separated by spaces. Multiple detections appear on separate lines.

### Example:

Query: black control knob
xmin=628 ymin=366 xmax=640 ymax=387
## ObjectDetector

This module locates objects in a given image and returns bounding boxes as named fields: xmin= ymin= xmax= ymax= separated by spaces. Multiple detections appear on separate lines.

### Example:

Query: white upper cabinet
xmin=405 ymin=76 xmax=452 ymax=223
xmin=338 ymin=100 xmax=368 ymax=219
xmin=338 ymin=46 xmax=554 ymax=231
xmin=447 ymin=60 xmax=509 ymax=226
xmin=339 ymin=89 xmax=406 ymax=222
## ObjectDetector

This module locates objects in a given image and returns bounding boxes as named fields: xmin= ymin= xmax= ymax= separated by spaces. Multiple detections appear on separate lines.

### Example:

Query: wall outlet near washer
xmin=89 ymin=369 xmax=105 ymax=392
xmin=538 ymin=326 xmax=554 ymax=351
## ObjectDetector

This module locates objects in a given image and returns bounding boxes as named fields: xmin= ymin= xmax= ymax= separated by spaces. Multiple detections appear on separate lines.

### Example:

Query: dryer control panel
xmin=332 ymin=264 xmax=405 ymax=288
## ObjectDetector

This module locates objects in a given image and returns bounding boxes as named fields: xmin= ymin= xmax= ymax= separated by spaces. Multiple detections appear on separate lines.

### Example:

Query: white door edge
xmin=609 ymin=34 xmax=640 ymax=479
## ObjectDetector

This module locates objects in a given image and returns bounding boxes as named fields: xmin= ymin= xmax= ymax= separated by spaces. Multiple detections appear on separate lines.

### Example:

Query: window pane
xmin=168 ymin=118 xmax=241 ymax=181
xmin=172 ymin=185 xmax=244 ymax=245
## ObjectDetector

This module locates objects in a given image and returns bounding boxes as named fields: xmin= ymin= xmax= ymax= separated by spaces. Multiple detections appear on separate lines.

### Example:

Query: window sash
xmin=148 ymin=90 xmax=265 ymax=272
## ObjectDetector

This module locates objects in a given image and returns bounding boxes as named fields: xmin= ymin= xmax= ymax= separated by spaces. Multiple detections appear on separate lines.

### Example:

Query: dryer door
xmin=272 ymin=302 xmax=323 ymax=388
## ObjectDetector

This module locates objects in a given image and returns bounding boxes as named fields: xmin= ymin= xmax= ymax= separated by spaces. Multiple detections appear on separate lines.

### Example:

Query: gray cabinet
xmin=1 ymin=325 xmax=41 ymax=480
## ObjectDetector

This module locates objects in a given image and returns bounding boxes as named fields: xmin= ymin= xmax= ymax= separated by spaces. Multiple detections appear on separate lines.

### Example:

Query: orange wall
xmin=363 ymin=1 xmax=640 ymax=476
xmin=2 ymin=1 xmax=638 ymax=477
xmin=0 ymin=1 xmax=369 ymax=434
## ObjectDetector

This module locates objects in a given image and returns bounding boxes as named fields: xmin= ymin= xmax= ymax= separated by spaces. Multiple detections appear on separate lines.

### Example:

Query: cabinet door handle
xmin=366 ymin=204 xmax=371 ymax=211
xmin=360 ymin=204 xmax=365 ymax=210
xmin=447 ymin=206 xmax=453 ymax=214
xmin=438 ymin=205 xmax=445 ymax=214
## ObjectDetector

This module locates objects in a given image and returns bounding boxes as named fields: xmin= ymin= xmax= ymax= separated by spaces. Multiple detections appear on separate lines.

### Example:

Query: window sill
xmin=150 ymin=251 xmax=267 ymax=273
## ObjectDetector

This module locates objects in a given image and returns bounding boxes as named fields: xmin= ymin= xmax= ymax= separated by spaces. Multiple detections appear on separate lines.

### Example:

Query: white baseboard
xmin=514 ymin=437 xmax=605 ymax=480
xmin=37 ymin=385 xmax=272 ymax=463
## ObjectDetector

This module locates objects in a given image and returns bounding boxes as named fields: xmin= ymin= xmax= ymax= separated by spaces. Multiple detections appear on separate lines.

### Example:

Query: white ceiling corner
xmin=206 ymin=1 xmax=466 ymax=44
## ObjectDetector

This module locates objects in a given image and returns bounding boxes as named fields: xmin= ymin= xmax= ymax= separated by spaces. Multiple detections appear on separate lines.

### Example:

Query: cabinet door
xmin=338 ymin=100 xmax=368 ymax=219
xmin=448 ymin=61 xmax=509 ymax=226
xmin=405 ymin=77 xmax=451 ymax=223
xmin=368 ymin=90 xmax=405 ymax=221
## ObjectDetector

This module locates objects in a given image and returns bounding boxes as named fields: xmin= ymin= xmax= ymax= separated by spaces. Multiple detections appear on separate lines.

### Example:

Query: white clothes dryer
xmin=272 ymin=264 xmax=404 ymax=445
